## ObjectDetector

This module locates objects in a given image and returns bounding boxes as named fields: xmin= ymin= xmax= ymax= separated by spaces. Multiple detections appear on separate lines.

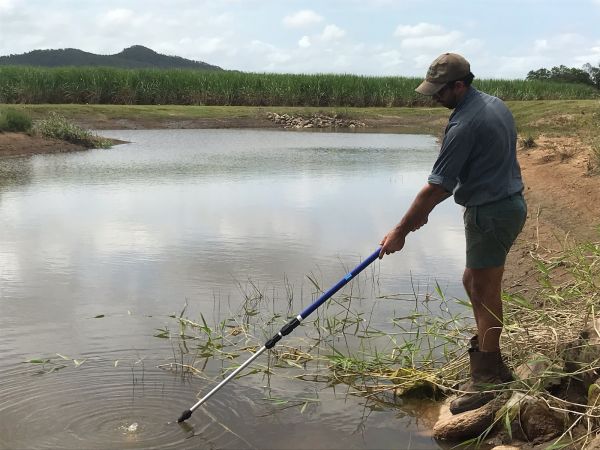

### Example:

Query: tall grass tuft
xmin=34 ymin=112 xmax=111 ymax=148
xmin=1 ymin=66 xmax=598 ymax=107
xmin=0 ymin=107 xmax=32 ymax=132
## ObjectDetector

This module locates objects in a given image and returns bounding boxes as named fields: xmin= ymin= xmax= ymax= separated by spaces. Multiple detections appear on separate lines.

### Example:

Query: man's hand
xmin=378 ymin=183 xmax=450 ymax=260
xmin=379 ymin=226 xmax=408 ymax=259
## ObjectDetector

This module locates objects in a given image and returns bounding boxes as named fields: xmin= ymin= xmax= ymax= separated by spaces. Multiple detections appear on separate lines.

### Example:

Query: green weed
xmin=33 ymin=112 xmax=111 ymax=148
xmin=0 ymin=107 xmax=32 ymax=132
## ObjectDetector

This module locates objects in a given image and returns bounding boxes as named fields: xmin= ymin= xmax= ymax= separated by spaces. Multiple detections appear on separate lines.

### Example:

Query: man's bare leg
xmin=462 ymin=266 xmax=505 ymax=352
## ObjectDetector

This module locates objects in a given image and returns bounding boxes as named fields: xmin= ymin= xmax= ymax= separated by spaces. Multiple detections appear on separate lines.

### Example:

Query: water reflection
xmin=0 ymin=129 xmax=466 ymax=449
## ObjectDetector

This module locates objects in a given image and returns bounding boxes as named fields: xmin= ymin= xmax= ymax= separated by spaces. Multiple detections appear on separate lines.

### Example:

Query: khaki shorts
xmin=464 ymin=193 xmax=527 ymax=269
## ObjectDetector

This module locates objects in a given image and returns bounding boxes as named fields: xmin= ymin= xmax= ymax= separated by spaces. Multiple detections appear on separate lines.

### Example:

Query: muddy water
xmin=0 ymin=129 xmax=466 ymax=449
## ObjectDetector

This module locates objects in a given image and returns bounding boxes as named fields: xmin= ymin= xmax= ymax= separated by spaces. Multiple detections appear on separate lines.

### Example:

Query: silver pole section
xmin=181 ymin=346 xmax=267 ymax=418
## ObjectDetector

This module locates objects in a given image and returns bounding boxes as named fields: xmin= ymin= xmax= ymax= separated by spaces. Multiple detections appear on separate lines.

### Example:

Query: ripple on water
xmin=0 ymin=357 xmax=258 ymax=449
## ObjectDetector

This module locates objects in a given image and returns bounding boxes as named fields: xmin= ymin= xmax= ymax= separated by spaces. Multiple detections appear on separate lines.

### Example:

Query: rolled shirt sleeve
xmin=427 ymin=121 xmax=474 ymax=194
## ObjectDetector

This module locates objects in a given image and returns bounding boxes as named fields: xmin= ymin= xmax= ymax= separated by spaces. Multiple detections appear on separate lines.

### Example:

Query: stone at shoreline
xmin=586 ymin=434 xmax=600 ymax=450
xmin=266 ymin=112 xmax=366 ymax=129
xmin=433 ymin=391 xmax=566 ymax=444
xmin=490 ymin=446 xmax=522 ymax=450
xmin=588 ymin=377 xmax=600 ymax=429
xmin=515 ymin=353 xmax=562 ymax=390
xmin=433 ymin=394 xmax=510 ymax=441
xmin=566 ymin=318 xmax=600 ymax=388
xmin=517 ymin=395 xmax=566 ymax=443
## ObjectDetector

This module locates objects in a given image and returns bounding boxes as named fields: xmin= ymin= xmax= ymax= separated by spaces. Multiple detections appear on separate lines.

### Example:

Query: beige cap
xmin=415 ymin=53 xmax=471 ymax=95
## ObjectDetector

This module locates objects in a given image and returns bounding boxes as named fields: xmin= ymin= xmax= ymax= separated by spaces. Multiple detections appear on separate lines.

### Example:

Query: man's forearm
xmin=379 ymin=183 xmax=451 ymax=258
xmin=397 ymin=183 xmax=451 ymax=233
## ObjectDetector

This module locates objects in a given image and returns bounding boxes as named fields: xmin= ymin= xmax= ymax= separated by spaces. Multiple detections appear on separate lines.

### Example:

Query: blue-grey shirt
xmin=427 ymin=88 xmax=524 ymax=206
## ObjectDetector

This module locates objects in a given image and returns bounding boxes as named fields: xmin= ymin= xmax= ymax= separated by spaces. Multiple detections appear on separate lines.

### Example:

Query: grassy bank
xmin=5 ymin=98 xmax=599 ymax=138
xmin=3 ymin=98 xmax=598 ymax=168
xmin=0 ymin=106 xmax=112 ymax=148
xmin=1 ymin=66 xmax=598 ymax=106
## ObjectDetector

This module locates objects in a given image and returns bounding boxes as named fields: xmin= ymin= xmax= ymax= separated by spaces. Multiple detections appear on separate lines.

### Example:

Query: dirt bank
xmin=504 ymin=136 xmax=600 ymax=296
xmin=0 ymin=132 xmax=90 ymax=158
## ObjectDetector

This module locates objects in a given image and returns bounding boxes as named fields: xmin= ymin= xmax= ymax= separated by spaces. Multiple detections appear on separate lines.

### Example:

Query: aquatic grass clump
xmin=34 ymin=112 xmax=112 ymax=148
xmin=0 ymin=107 xmax=32 ymax=132
xmin=158 ymin=269 xmax=474 ymax=400
xmin=25 ymin=353 xmax=87 ymax=375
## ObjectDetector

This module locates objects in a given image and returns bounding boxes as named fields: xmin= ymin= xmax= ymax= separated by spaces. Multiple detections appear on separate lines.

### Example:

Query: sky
xmin=1 ymin=0 xmax=599 ymax=78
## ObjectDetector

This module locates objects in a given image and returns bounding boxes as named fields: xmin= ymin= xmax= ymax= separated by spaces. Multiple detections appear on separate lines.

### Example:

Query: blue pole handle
xmin=299 ymin=247 xmax=381 ymax=319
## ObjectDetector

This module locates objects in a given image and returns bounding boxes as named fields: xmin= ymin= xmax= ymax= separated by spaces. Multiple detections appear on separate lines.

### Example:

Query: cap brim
xmin=415 ymin=80 xmax=445 ymax=96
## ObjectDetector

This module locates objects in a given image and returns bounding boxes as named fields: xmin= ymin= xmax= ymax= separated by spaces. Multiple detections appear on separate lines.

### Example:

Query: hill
xmin=0 ymin=45 xmax=223 ymax=70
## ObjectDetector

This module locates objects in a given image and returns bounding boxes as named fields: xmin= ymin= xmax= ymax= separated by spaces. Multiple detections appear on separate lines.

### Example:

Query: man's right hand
xmin=379 ymin=226 xmax=407 ymax=259
xmin=378 ymin=183 xmax=450 ymax=259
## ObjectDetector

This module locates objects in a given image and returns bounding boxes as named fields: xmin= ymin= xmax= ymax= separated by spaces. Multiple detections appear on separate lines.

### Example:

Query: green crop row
xmin=1 ymin=66 xmax=598 ymax=106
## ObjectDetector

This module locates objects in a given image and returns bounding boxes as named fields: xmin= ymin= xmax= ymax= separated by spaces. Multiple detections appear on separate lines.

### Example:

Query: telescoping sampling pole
xmin=177 ymin=247 xmax=382 ymax=423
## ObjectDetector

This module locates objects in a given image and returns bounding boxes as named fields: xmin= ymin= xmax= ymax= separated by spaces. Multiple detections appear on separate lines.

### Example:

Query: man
xmin=379 ymin=53 xmax=527 ymax=414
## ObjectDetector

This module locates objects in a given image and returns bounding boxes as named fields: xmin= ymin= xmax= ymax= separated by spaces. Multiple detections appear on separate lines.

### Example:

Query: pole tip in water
xmin=177 ymin=409 xmax=192 ymax=423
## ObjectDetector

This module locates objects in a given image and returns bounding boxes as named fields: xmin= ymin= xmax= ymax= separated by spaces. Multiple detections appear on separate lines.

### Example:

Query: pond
xmin=0 ymin=129 xmax=467 ymax=449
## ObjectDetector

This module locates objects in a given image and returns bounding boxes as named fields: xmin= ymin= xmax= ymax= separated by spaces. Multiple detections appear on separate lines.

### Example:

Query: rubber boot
xmin=450 ymin=349 xmax=506 ymax=415
xmin=469 ymin=335 xmax=514 ymax=382
xmin=469 ymin=335 xmax=479 ymax=351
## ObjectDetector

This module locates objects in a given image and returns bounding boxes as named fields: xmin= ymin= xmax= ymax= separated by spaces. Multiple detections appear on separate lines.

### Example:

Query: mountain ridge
xmin=0 ymin=45 xmax=223 ymax=70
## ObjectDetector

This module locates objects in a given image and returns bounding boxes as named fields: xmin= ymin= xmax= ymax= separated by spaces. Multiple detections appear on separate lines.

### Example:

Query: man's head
xmin=416 ymin=53 xmax=474 ymax=109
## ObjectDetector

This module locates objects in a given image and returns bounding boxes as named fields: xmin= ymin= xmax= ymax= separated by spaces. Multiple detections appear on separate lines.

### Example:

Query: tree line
xmin=527 ymin=62 xmax=600 ymax=89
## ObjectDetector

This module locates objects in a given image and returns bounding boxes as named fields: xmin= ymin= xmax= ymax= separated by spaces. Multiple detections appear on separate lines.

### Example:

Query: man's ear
xmin=454 ymin=81 xmax=468 ymax=92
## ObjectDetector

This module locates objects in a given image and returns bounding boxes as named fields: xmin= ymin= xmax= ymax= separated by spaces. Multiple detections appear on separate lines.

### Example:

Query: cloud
xmin=400 ymin=31 xmax=463 ymax=50
xmin=394 ymin=22 xmax=445 ymax=38
xmin=298 ymin=36 xmax=311 ymax=48
xmin=320 ymin=24 xmax=346 ymax=41
xmin=283 ymin=9 xmax=323 ymax=28
xmin=529 ymin=32 xmax=599 ymax=68
xmin=375 ymin=50 xmax=404 ymax=69
xmin=0 ymin=0 xmax=19 ymax=14
xmin=99 ymin=8 xmax=135 ymax=27
xmin=243 ymin=40 xmax=291 ymax=70
xmin=534 ymin=39 xmax=548 ymax=52
xmin=531 ymin=33 xmax=588 ymax=57
xmin=248 ymin=39 xmax=276 ymax=54
xmin=490 ymin=56 xmax=548 ymax=78
xmin=267 ymin=51 xmax=291 ymax=64
xmin=394 ymin=22 xmax=464 ymax=54
xmin=572 ymin=43 xmax=600 ymax=66
xmin=193 ymin=37 xmax=227 ymax=55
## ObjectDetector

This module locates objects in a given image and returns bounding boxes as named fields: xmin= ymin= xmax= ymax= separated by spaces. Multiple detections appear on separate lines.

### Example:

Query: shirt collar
xmin=449 ymin=87 xmax=477 ymax=119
